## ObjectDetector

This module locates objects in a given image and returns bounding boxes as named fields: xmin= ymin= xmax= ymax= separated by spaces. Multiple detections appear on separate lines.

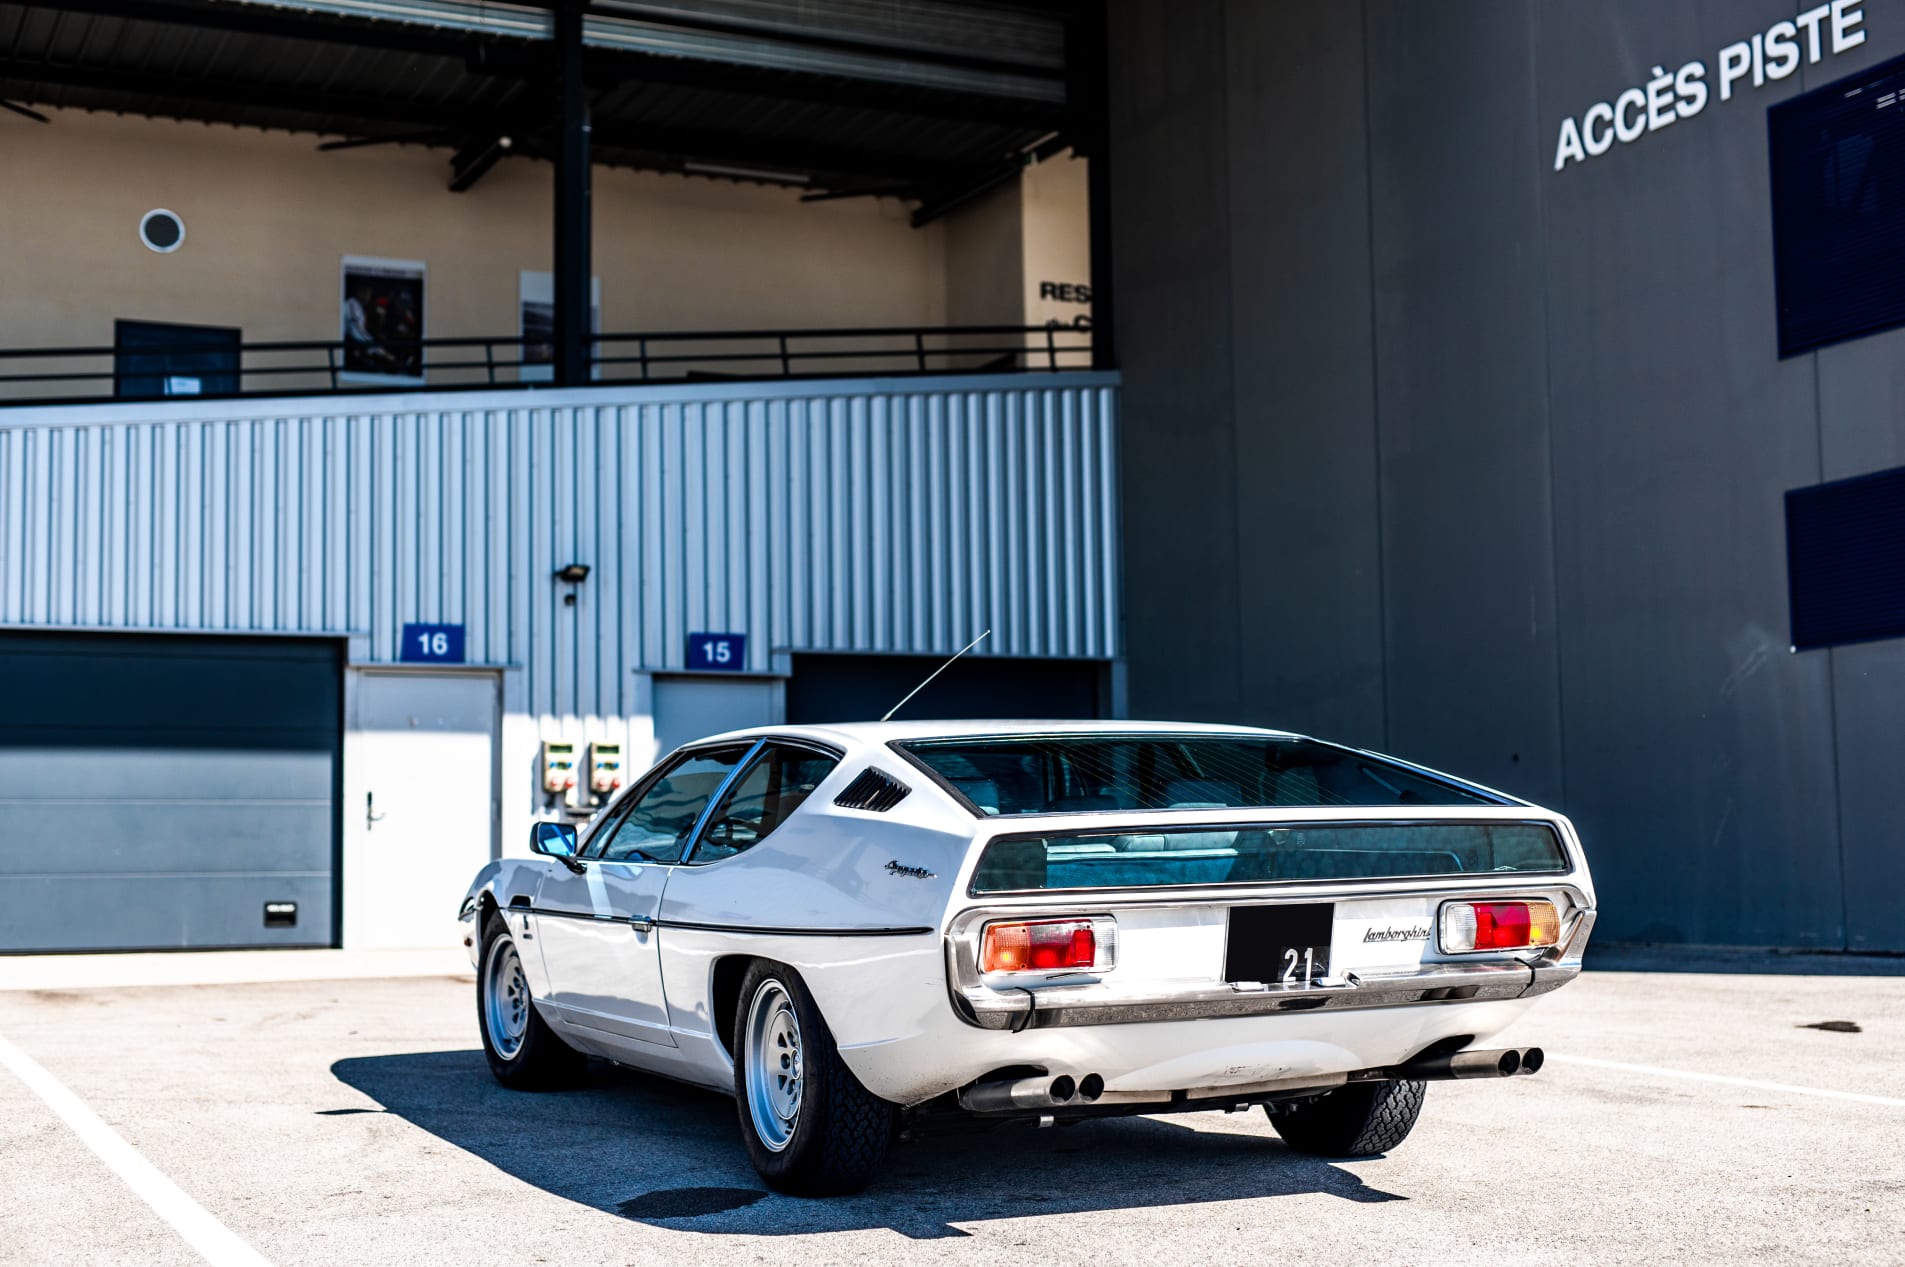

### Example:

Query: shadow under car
xmin=329 ymin=1049 xmax=1408 ymax=1239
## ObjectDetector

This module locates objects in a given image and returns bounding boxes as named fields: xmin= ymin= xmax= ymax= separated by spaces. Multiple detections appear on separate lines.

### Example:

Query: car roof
xmin=687 ymin=718 xmax=1308 ymax=748
xmin=668 ymin=718 xmax=1526 ymax=809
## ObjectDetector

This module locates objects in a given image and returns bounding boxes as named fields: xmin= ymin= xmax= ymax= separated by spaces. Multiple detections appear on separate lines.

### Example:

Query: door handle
xmin=366 ymin=791 xmax=386 ymax=829
xmin=627 ymin=916 xmax=654 ymax=932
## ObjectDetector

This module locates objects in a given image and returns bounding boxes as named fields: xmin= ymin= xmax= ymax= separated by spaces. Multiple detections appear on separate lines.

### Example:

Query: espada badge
xmin=884 ymin=859 xmax=936 ymax=879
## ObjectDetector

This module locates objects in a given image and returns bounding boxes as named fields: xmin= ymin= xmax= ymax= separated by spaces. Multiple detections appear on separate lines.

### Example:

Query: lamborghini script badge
xmin=885 ymin=859 xmax=936 ymax=879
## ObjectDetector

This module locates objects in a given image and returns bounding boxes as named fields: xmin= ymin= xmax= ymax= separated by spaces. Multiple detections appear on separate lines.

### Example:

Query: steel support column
xmin=553 ymin=0 xmax=592 ymax=386
xmin=1070 ymin=6 xmax=1115 ymax=372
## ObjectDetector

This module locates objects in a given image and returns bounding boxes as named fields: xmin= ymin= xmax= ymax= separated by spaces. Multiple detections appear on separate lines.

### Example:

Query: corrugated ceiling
xmin=0 ymin=0 xmax=1079 ymax=195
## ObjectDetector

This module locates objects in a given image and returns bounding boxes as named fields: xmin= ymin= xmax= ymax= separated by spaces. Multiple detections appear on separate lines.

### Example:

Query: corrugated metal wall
xmin=0 ymin=374 xmax=1120 ymax=720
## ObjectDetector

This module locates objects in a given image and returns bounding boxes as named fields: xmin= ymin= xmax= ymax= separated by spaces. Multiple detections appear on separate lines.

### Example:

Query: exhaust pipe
xmin=959 ymin=1074 xmax=1078 ymax=1113
xmin=1391 ymin=1046 xmax=1543 ymax=1081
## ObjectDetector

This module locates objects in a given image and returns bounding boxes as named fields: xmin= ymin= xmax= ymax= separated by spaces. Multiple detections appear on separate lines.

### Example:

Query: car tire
xmin=732 ymin=959 xmax=897 ymax=1196
xmin=477 ymin=911 xmax=584 ymax=1089
xmin=1268 ymin=1079 xmax=1426 ymax=1157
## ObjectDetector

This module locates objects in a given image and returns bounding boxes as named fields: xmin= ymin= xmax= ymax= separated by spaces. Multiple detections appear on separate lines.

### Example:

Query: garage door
xmin=786 ymin=654 xmax=1106 ymax=724
xmin=0 ymin=632 xmax=340 ymax=952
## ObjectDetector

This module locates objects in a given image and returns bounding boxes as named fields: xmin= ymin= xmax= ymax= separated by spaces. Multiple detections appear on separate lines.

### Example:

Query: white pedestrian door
xmin=348 ymin=672 xmax=497 ymax=948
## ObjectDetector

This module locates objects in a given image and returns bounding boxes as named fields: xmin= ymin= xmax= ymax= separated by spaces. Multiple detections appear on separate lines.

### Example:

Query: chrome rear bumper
xmin=954 ymin=908 xmax=1595 ymax=1032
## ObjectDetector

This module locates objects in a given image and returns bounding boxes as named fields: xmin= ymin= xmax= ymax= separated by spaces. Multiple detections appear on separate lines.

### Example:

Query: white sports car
xmin=459 ymin=721 xmax=1594 ymax=1196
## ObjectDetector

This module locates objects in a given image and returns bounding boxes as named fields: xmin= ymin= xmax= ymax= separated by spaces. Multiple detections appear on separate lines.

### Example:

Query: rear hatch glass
xmin=968 ymin=821 xmax=1568 ymax=894
xmin=896 ymin=734 xmax=1501 ymax=816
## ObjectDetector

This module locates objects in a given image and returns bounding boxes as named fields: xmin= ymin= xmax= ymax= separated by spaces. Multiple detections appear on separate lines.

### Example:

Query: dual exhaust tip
xmin=1397 ymin=1045 xmax=1544 ymax=1081
xmin=960 ymin=1071 xmax=1105 ymax=1113
xmin=961 ymin=1046 xmax=1543 ymax=1114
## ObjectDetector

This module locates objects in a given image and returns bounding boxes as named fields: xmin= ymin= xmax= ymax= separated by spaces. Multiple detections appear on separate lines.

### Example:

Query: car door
xmin=534 ymin=741 xmax=755 ymax=1047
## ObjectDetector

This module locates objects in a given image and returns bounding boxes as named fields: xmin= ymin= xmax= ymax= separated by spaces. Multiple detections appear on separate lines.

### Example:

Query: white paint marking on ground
xmin=1554 ymin=1054 xmax=1905 ymax=1108
xmin=0 ymin=1031 xmax=271 ymax=1267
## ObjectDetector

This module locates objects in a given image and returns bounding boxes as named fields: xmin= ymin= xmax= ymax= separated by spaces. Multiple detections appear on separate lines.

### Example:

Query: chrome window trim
xmin=583 ymin=738 xmax=760 ymax=862
xmin=679 ymin=736 xmax=845 ymax=867
xmin=681 ymin=738 xmax=769 ymax=861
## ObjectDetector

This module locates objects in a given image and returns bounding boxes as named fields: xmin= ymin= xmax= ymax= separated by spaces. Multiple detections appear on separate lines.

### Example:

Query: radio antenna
xmin=881 ymin=629 xmax=991 ymax=722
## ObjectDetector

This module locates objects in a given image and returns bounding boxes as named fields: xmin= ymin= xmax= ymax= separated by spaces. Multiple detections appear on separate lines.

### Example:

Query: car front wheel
xmin=732 ymin=959 xmax=897 ymax=1196
xmin=477 ymin=911 xmax=584 ymax=1089
xmin=1268 ymin=1078 xmax=1426 ymax=1157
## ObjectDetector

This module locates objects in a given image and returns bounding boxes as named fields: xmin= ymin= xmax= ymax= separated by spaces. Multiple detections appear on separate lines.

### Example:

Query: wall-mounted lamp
xmin=556 ymin=562 xmax=590 ymax=605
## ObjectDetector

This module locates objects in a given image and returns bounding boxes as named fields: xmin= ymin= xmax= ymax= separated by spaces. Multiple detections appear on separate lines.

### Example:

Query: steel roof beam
xmin=0 ymin=55 xmax=957 ymax=183
xmin=908 ymin=132 xmax=1069 ymax=228
xmin=577 ymin=47 xmax=1067 ymax=129
xmin=0 ymin=55 xmax=478 ymax=127
xmin=448 ymin=133 xmax=513 ymax=190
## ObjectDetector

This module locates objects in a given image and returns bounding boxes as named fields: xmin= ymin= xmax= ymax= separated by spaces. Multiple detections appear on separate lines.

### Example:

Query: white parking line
xmin=1554 ymin=1054 xmax=1905 ymax=1108
xmin=0 ymin=1032 xmax=271 ymax=1267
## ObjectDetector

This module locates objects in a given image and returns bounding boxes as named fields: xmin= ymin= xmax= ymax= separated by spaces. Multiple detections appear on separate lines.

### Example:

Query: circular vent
xmin=138 ymin=209 xmax=185 ymax=254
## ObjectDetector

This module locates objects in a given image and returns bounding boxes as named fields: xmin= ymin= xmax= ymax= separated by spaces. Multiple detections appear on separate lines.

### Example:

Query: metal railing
xmin=0 ymin=323 xmax=1096 ymax=406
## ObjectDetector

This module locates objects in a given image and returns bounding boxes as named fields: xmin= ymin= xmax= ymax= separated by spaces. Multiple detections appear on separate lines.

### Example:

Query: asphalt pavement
xmin=0 ymin=948 xmax=1899 ymax=1265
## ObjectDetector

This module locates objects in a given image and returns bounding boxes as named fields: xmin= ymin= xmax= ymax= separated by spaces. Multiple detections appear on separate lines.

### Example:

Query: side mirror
xmin=529 ymin=820 xmax=578 ymax=858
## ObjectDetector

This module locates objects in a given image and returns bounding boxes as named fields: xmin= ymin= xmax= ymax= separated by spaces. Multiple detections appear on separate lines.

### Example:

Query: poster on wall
xmin=340 ymin=255 xmax=426 ymax=384
xmin=518 ymin=270 xmax=601 ymax=382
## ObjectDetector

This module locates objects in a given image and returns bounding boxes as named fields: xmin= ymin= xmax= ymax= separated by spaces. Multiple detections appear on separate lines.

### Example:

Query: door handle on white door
xmin=367 ymin=791 xmax=386 ymax=829
xmin=627 ymin=916 xmax=654 ymax=932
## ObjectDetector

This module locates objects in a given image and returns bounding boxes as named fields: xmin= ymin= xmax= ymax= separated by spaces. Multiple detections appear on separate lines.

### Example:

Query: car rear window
xmin=896 ymin=734 xmax=1501 ymax=816
xmin=968 ymin=822 xmax=1568 ymax=893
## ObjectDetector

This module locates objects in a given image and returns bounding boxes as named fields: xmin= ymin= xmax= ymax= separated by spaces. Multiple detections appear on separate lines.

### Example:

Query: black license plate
xmin=1225 ymin=903 xmax=1333 ymax=987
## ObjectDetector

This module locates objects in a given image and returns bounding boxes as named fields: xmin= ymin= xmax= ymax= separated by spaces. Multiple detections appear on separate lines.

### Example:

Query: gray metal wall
xmin=1109 ymin=0 xmax=1905 ymax=950
xmin=0 ymin=373 xmax=1121 ymax=731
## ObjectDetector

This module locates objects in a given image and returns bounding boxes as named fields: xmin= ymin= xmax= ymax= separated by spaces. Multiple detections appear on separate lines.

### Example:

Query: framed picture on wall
xmin=519 ymin=270 xmax=601 ymax=382
xmin=340 ymin=255 xmax=426 ymax=385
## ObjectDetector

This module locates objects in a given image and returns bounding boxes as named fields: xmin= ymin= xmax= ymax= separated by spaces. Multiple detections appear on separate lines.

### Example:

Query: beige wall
xmin=937 ymin=150 xmax=1092 ymax=368
xmin=0 ymin=109 xmax=952 ymax=379
xmin=1022 ymin=151 xmax=1094 ymax=360
xmin=943 ymin=178 xmax=1024 ymax=330
xmin=0 ymin=111 xmax=1099 ymax=390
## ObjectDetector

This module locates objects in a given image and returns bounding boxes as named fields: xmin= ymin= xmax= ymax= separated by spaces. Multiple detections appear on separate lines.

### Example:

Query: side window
xmin=588 ymin=743 xmax=751 ymax=863
xmin=690 ymin=743 xmax=838 ymax=864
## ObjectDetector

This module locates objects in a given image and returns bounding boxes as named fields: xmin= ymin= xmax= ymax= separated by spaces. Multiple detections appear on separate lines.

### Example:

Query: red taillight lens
xmin=1440 ymin=900 xmax=1561 ymax=952
xmin=1475 ymin=902 xmax=1531 ymax=949
xmin=980 ymin=920 xmax=1098 ymax=973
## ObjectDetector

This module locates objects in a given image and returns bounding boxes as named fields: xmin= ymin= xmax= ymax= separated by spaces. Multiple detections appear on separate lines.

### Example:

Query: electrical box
xmin=587 ymin=741 xmax=624 ymax=804
xmin=541 ymin=740 xmax=578 ymax=808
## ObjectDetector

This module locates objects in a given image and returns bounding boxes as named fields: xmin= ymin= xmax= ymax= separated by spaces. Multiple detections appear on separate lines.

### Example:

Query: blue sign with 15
xmin=686 ymin=632 xmax=747 ymax=671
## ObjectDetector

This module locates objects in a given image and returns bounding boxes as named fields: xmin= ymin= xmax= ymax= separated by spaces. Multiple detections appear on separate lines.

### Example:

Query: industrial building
xmin=2 ymin=0 xmax=1901 ymax=955
xmin=0 ymin=0 xmax=1116 ymax=951
xmin=1108 ymin=0 xmax=1904 ymax=952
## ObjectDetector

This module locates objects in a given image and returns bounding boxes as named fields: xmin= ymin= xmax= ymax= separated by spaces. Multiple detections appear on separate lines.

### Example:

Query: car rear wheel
xmin=1268 ymin=1079 xmax=1426 ymax=1157
xmin=478 ymin=911 xmax=584 ymax=1089
xmin=732 ymin=960 xmax=897 ymax=1196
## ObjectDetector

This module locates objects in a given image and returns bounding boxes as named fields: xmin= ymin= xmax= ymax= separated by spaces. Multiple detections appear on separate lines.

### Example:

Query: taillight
xmin=980 ymin=919 xmax=1103 ymax=973
xmin=1440 ymin=900 xmax=1561 ymax=953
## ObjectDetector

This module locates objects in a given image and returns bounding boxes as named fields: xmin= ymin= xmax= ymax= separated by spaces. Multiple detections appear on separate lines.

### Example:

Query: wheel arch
xmin=710 ymin=953 xmax=762 ymax=1059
